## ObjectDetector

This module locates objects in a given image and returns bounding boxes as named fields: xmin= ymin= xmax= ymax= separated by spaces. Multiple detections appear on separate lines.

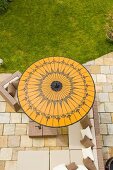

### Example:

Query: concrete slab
xmin=17 ymin=151 xmax=49 ymax=170
xmin=68 ymin=122 xmax=83 ymax=149
xmin=69 ymin=149 xmax=83 ymax=165
xmin=50 ymin=150 xmax=70 ymax=170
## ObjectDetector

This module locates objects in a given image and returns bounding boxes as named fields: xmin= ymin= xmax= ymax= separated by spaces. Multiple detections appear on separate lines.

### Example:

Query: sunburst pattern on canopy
xmin=18 ymin=57 xmax=95 ymax=127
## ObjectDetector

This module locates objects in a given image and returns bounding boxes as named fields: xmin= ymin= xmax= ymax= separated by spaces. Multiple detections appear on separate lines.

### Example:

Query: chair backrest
xmin=0 ymin=71 xmax=22 ymax=112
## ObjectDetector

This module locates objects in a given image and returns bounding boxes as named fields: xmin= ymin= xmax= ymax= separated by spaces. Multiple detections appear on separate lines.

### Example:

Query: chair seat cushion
xmin=12 ymin=80 xmax=19 ymax=89
xmin=80 ymin=116 xmax=92 ymax=129
xmin=66 ymin=162 xmax=78 ymax=170
xmin=81 ymin=126 xmax=93 ymax=140
xmin=82 ymin=147 xmax=94 ymax=161
xmin=80 ymin=136 xmax=94 ymax=148
xmin=83 ymin=157 xmax=97 ymax=170
xmin=8 ymin=83 xmax=16 ymax=97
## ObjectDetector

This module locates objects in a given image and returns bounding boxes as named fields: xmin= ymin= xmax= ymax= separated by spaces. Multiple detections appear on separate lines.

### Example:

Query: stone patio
xmin=83 ymin=52 xmax=113 ymax=164
xmin=0 ymin=52 xmax=113 ymax=169
xmin=0 ymin=82 xmax=68 ymax=170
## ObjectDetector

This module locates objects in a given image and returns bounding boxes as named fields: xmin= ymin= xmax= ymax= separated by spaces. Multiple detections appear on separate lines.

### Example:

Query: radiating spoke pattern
xmin=18 ymin=57 xmax=95 ymax=127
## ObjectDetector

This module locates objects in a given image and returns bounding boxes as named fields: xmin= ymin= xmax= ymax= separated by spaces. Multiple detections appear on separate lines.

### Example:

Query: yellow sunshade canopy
xmin=18 ymin=57 xmax=95 ymax=127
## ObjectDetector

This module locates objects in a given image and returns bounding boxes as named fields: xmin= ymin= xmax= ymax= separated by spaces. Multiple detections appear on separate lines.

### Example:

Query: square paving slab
xmin=69 ymin=149 xmax=83 ymax=165
xmin=50 ymin=150 xmax=70 ymax=170
xmin=68 ymin=122 xmax=83 ymax=149
xmin=17 ymin=151 xmax=49 ymax=170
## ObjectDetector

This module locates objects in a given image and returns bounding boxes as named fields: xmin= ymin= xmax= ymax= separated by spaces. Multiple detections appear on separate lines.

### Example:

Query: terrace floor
xmin=0 ymin=52 xmax=113 ymax=169
xmin=83 ymin=52 xmax=113 ymax=163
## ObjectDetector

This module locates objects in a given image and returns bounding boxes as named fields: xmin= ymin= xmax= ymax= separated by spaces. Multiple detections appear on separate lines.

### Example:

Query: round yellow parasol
xmin=18 ymin=57 xmax=95 ymax=127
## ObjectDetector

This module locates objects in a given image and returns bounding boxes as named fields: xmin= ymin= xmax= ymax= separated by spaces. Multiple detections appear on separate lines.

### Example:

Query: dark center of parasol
xmin=51 ymin=81 xmax=62 ymax=92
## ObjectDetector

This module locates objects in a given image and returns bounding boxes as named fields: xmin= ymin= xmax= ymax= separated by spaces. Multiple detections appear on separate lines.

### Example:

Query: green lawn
xmin=0 ymin=0 xmax=113 ymax=73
